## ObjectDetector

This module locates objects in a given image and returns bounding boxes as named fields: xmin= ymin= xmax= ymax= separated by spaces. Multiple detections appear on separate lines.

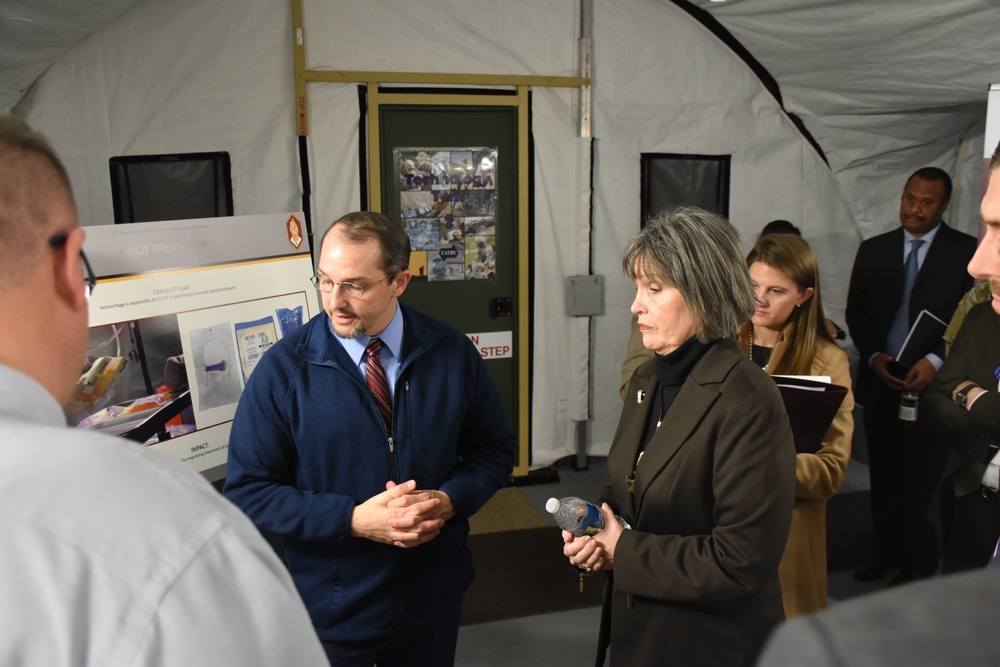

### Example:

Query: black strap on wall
xmin=297 ymin=135 xmax=313 ymax=241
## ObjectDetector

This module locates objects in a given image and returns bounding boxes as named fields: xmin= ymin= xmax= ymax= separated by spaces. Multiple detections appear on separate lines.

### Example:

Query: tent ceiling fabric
xmin=683 ymin=0 xmax=1000 ymax=182
xmin=4 ymin=1 xmax=998 ymax=135
xmin=686 ymin=0 xmax=998 ymax=118
xmin=2 ymin=1 xmax=995 ymax=227
xmin=0 ymin=0 xmax=142 ymax=110
xmin=2 ymin=1 xmax=995 ymax=235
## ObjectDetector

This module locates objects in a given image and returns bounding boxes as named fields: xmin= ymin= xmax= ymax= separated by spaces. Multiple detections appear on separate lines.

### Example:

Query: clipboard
xmin=772 ymin=375 xmax=848 ymax=454
xmin=887 ymin=309 xmax=947 ymax=380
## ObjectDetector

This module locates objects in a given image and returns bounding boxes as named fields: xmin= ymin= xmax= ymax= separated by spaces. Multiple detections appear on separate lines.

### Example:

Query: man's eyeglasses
xmin=49 ymin=234 xmax=96 ymax=300
xmin=310 ymin=274 xmax=393 ymax=299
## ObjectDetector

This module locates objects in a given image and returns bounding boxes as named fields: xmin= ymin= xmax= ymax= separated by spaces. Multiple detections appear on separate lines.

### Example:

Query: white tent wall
xmin=798 ymin=110 xmax=985 ymax=241
xmin=17 ymin=1 xmax=301 ymax=225
xmin=586 ymin=0 xmax=858 ymax=458
xmin=704 ymin=0 xmax=990 ymax=243
xmin=12 ymin=0 xmax=982 ymax=467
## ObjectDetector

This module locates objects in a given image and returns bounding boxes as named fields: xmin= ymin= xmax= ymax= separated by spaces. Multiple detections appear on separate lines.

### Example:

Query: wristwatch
xmin=956 ymin=384 xmax=979 ymax=408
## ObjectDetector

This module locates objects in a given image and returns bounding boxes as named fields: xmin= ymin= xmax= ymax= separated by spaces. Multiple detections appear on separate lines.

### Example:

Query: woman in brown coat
xmin=564 ymin=208 xmax=796 ymax=667
xmin=737 ymin=233 xmax=854 ymax=618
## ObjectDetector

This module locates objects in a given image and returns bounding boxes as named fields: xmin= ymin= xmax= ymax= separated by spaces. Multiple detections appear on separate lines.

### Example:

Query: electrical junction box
xmin=565 ymin=275 xmax=605 ymax=317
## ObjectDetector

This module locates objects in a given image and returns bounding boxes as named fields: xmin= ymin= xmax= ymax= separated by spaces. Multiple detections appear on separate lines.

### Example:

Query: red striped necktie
xmin=365 ymin=337 xmax=392 ymax=433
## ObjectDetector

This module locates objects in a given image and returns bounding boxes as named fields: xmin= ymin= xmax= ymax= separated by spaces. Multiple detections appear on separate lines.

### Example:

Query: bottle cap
xmin=545 ymin=497 xmax=560 ymax=514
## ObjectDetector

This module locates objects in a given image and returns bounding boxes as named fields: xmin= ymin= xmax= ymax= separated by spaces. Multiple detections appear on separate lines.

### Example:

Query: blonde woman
xmin=737 ymin=233 xmax=855 ymax=618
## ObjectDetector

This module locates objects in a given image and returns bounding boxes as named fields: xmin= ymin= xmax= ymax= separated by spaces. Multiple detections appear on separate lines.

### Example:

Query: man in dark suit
xmin=846 ymin=167 xmax=977 ymax=585
xmin=922 ymin=301 xmax=1000 ymax=572
xmin=921 ymin=143 xmax=1000 ymax=574
xmin=757 ymin=145 xmax=1000 ymax=667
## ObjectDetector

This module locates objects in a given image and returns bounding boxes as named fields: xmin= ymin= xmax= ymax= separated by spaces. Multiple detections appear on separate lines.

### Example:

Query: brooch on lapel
xmin=637 ymin=389 xmax=645 ymax=404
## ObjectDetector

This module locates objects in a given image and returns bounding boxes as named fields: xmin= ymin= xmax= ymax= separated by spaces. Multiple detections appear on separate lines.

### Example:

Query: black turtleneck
xmin=750 ymin=343 xmax=773 ymax=371
xmin=642 ymin=336 xmax=713 ymax=449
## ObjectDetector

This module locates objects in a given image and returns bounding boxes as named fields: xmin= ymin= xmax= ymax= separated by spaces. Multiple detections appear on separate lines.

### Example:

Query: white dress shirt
xmin=0 ymin=364 xmax=326 ymax=666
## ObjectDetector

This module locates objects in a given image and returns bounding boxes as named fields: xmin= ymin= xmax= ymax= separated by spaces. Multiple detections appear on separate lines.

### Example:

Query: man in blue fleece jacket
xmin=224 ymin=211 xmax=515 ymax=666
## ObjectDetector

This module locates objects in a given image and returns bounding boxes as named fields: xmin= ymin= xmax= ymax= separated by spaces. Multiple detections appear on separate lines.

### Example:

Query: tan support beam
xmin=366 ymin=83 xmax=383 ymax=212
xmin=304 ymin=70 xmax=589 ymax=89
xmin=291 ymin=0 xmax=308 ymax=136
xmin=288 ymin=0 xmax=590 ymax=142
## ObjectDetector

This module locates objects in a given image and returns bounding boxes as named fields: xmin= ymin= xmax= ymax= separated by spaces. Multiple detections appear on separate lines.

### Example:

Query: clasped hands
xmin=351 ymin=479 xmax=455 ymax=548
xmin=873 ymin=353 xmax=935 ymax=392
xmin=562 ymin=502 xmax=622 ymax=573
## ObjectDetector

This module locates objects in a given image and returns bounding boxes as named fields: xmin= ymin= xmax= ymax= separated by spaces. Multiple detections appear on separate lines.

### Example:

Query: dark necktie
xmin=887 ymin=238 xmax=925 ymax=357
xmin=365 ymin=338 xmax=392 ymax=433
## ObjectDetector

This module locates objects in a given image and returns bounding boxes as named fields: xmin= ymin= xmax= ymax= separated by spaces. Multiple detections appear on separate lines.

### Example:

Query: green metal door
xmin=379 ymin=104 xmax=520 ymax=457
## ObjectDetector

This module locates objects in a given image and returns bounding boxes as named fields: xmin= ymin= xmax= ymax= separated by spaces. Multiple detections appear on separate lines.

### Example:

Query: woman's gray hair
xmin=622 ymin=206 xmax=756 ymax=342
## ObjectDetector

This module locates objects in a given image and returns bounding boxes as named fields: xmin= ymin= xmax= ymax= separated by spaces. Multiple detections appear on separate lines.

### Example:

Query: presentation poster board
xmin=73 ymin=213 xmax=315 ymax=481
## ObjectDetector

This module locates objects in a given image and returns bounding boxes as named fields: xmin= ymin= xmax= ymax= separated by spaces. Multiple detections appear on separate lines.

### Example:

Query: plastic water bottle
xmin=899 ymin=390 xmax=919 ymax=427
xmin=546 ymin=496 xmax=606 ymax=536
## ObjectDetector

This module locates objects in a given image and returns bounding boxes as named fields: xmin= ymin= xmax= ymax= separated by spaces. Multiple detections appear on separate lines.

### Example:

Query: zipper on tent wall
xmin=298 ymin=136 xmax=312 ymax=241
xmin=575 ymin=0 xmax=596 ymax=470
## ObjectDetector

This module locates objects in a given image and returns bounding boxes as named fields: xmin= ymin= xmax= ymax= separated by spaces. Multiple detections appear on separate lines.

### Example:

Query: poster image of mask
xmin=234 ymin=316 xmax=277 ymax=383
xmin=189 ymin=324 xmax=242 ymax=411
xmin=463 ymin=216 xmax=496 ymax=238
xmin=403 ymin=218 xmax=441 ymax=251
xmin=455 ymin=190 xmax=496 ymax=217
xmin=429 ymin=241 xmax=466 ymax=281
xmin=276 ymin=306 xmax=304 ymax=336
xmin=401 ymin=190 xmax=434 ymax=219
xmin=397 ymin=150 xmax=434 ymax=191
xmin=471 ymin=149 xmax=496 ymax=189
xmin=467 ymin=235 xmax=496 ymax=280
